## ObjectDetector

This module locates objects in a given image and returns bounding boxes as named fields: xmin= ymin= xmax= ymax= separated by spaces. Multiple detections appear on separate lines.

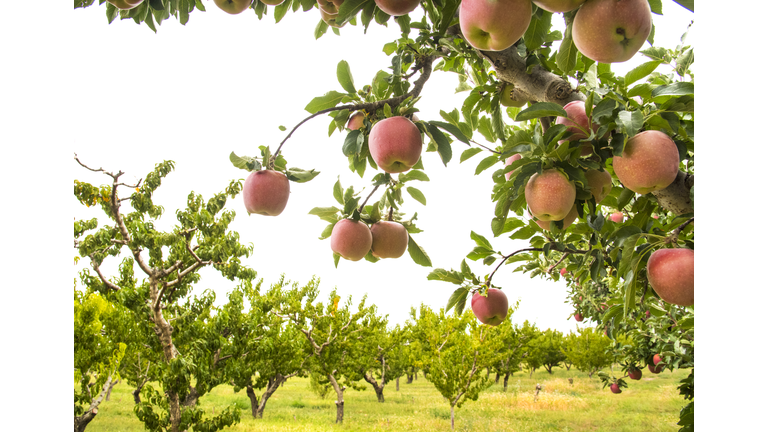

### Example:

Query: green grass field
xmin=87 ymin=366 xmax=688 ymax=431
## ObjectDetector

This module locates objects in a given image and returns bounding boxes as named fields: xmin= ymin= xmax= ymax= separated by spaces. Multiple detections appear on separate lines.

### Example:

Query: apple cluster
xmin=330 ymin=218 xmax=409 ymax=261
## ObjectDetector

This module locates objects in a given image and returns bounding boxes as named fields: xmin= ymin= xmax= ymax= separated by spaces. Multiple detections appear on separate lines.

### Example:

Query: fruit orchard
xmin=71 ymin=1 xmax=698 ymax=431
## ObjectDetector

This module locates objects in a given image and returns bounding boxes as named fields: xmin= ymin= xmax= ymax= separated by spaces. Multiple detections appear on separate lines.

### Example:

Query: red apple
xmin=261 ymin=0 xmax=285 ymax=4
xmin=347 ymin=112 xmax=365 ymax=130
xmin=610 ymin=383 xmax=622 ymax=394
xmin=560 ymin=268 xmax=568 ymax=276
xmin=369 ymin=116 xmax=422 ymax=173
xmin=574 ymin=312 xmax=583 ymax=322
xmin=213 ymin=0 xmax=252 ymax=14
xmin=107 ymin=0 xmax=144 ymax=9
xmin=584 ymin=169 xmax=612 ymax=203
xmin=647 ymin=248 xmax=694 ymax=306
xmin=374 ymin=0 xmax=421 ymax=16
xmin=532 ymin=0 xmax=586 ymax=12
xmin=370 ymin=221 xmax=409 ymax=259
xmin=628 ymin=368 xmax=642 ymax=380
xmin=471 ymin=288 xmax=509 ymax=326
xmin=525 ymin=169 xmax=576 ymax=221
xmin=320 ymin=9 xmax=346 ymax=28
xmin=648 ymin=363 xmax=663 ymax=374
xmin=609 ymin=212 xmax=624 ymax=223
xmin=572 ymin=0 xmax=652 ymax=63
xmin=504 ymin=154 xmax=522 ymax=181
xmin=330 ymin=219 xmax=372 ymax=261
xmin=652 ymin=354 xmax=662 ymax=366
xmin=459 ymin=0 xmax=532 ymax=51
xmin=242 ymin=170 xmax=290 ymax=216
xmin=555 ymin=101 xmax=598 ymax=155
xmin=645 ymin=310 xmax=651 ymax=319
xmin=317 ymin=0 xmax=343 ymax=14
xmin=536 ymin=203 xmax=578 ymax=230
xmin=613 ymin=130 xmax=679 ymax=194
xmin=500 ymin=84 xmax=527 ymax=107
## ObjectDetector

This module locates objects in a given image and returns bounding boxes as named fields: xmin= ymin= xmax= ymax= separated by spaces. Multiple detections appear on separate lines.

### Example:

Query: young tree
xmin=74 ymin=158 xmax=256 ymax=432
xmin=358 ymin=323 xmax=409 ymax=402
xmin=562 ymin=327 xmax=614 ymax=378
xmin=486 ymin=306 xmax=526 ymax=391
xmin=74 ymin=1 xmax=696 ymax=428
xmin=271 ymin=278 xmax=384 ymax=424
xmin=538 ymin=329 xmax=567 ymax=374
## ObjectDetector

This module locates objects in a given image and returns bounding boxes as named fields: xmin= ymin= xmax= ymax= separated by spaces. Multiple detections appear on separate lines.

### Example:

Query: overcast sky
xmin=66 ymin=2 xmax=697 ymax=333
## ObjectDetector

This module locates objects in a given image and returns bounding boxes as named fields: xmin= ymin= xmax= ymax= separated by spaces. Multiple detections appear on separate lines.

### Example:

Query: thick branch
xmin=651 ymin=171 xmax=694 ymax=215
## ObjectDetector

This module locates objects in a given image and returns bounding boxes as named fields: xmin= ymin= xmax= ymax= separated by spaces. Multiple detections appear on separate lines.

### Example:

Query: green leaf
xmin=274 ymin=0 xmax=292 ymax=23
xmin=624 ymin=61 xmax=661 ymax=86
xmin=319 ymin=223 xmax=336 ymax=240
xmin=470 ymin=231 xmax=493 ymax=251
xmin=286 ymin=168 xmax=321 ymax=183
xmin=314 ymin=19 xmax=329 ymax=39
xmin=427 ymin=268 xmax=464 ymax=284
xmin=474 ymin=155 xmax=498 ymax=175
xmin=333 ymin=179 xmax=344 ymax=205
xmin=429 ymin=121 xmax=470 ymax=145
xmin=647 ymin=0 xmax=663 ymax=14
xmin=556 ymin=24 xmax=578 ymax=75
xmin=408 ymin=234 xmax=432 ymax=267
xmin=446 ymin=286 xmax=469 ymax=314
xmin=673 ymin=0 xmax=693 ymax=12
xmin=335 ymin=0 xmax=369 ymax=25
xmin=515 ymin=102 xmax=567 ymax=122
xmin=305 ymin=91 xmax=347 ymax=114
xmin=230 ymin=152 xmax=261 ymax=172
xmin=336 ymin=60 xmax=356 ymax=94
xmin=617 ymin=110 xmax=644 ymax=138
xmin=510 ymin=226 xmax=536 ymax=240
xmin=652 ymin=82 xmax=694 ymax=97
xmin=460 ymin=148 xmax=483 ymax=163
xmin=425 ymin=123 xmax=453 ymax=166
xmin=342 ymin=130 xmax=363 ymax=157
xmin=406 ymin=187 xmax=426 ymax=205
xmin=382 ymin=42 xmax=397 ymax=55
xmin=524 ymin=9 xmax=551 ymax=52
xmin=616 ymin=187 xmax=634 ymax=209
xmin=398 ymin=170 xmax=430 ymax=182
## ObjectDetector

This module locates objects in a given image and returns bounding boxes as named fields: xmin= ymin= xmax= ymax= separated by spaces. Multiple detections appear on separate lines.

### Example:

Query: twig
xmin=547 ymin=252 xmax=571 ymax=274
xmin=486 ymin=245 xmax=590 ymax=289
xmin=358 ymin=184 xmax=381 ymax=213
xmin=668 ymin=217 xmax=694 ymax=244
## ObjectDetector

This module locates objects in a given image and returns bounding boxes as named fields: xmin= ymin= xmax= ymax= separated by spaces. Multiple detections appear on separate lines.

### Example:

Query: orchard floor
xmin=87 ymin=366 xmax=689 ymax=432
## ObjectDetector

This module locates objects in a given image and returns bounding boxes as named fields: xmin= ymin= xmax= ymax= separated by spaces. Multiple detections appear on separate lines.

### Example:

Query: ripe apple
xmin=261 ymin=0 xmax=285 ymax=4
xmin=459 ymin=0 xmax=532 ymax=51
xmin=213 ymin=0 xmax=253 ymax=14
xmin=555 ymin=101 xmax=597 ymax=156
xmin=645 ymin=310 xmax=651 ymax=319
xmin=525 ymin=169 xmax=576 ymax=221
xmin=574 ymin=312 xmax=583 ymax=322
xmin=330 ymin=219 xmax=372 ymax=261
xmin=317 ymin=0 xmax=344 ymax=14
xmin=584 ymin=169 xmax=612 ymax=203
xmin=370 ymin=221 xmax=409 ymax=259
xmin=369 ymin=116 xmax=423 ymax=173
xmin=320 ymin=9 xmax=346 ymax=28
xmin=374 ymin=0 xmax=420 ymax=16
xmin=652 ymin=354 xmax=662 ymax=366
xmin=628 ymin=368 xmax=642 ymax=380
xmin=532 ymin=0 xmax=586 ymax=12
xmin=500 ymin=84 xmax=527 ymax=107
xmin=347 ymin=112 xmax=365 ymax=130
xmin=646 ymin=248 xmax=694 ymax=306
xmin=504 ymin=154 xmax=522 ymax=181
xmin=609 ymin=212 xmax=624 ymax=223
xmin=471 ymin=288 xmax=509 ymax=326
xmin=572 ymin=0 xmax=652 ymax=63
xmin=648 ymin=363 xmax=662 ymax=374
xmin=613 ymin=130 xmax=679 ymax=194
xmin=560 ymin=268 xmax=568 ymax=276
xmin=107 ymin=0 xmax=144 ymax=9
xmin=242 ymin=170 xmax=290 ymax=216
xmin=610 ymin=383 xmax=622 ymax=394
xmin=536 ymin=203 xmax=578 ymax=230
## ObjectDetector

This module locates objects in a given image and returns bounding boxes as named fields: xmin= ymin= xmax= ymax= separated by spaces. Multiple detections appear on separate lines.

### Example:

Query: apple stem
xmin=387 ymin=207 xmax=393 ymax=221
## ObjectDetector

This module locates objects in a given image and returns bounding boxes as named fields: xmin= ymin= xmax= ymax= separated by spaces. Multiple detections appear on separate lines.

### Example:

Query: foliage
xmin=562 ymin=327 xmax=614 ymax=378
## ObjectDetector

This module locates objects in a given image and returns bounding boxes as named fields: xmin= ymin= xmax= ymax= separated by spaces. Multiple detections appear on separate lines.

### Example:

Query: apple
xmin=532 ymin=0 xmax=585 ymax=13
xmin=628 ymin=368 xmax=642 ymax=380
xmin=645 ymin=310 xmax=651 ymax=319
xmin=370 ymin=221 xmax=409 ymax=259
xmin=261 ymin=0 xmax=285 ymax=4
xmin=317 ymin=0 xmax=344 ymax=14
xmin=504 ymin=154 xmax=522 ymax=181
xmin=574 ymin=312 xmax=583 ymax=322
xmin=613 ymin=130 xmax=679 ymax=194
xmin=648 ymin=363 xmax=662 ymax=374
xmin=500 ymin=84 xmax=527 ymax=107
xmin=572 ymin=0 xmax=652 ymax=63
xmin=555 ymin=101 xmax=597 ymax=156
xmin=374 ymin=0 xmax=421 ymax=16
xmin=653 ymin=354 xmax=663 ymax=366
xmin=320 ymin=9 xmax=346 ymax=28
xmin=646 ymin=248 xmax=694 ymax=306
xmin=242 ymin=170 xmax=290 ymax=216
xmin=584 ymin=169 xmax=612 ymax=203
xmin=609 ymin=212 xmax=624 ymax=223
xmin=330 ymin=219 xmax=372 ymax=261
xmin=107 ymin=0 xmax=144 ymax=9
xmin=525 ymin=169 xmax=576 ymax=221
xmin=560 ymin=268 xmax=568 ymax=276
xmin=471 ymin=288 xmax=509 ymax=326
xmin=459 ymin=0 xmax=532 ymax=51
xmin=347 ymin=112 xmax=365 ymax=130
xmin=213 ymin=0 xmax=252 ymax=14
xmin=536 ymin=203 xmax=578 ymax=231
xmin=369 ymin=116 xmax=423 ymax=173
xmin=610 ymin=383 xmax=622 ymax=394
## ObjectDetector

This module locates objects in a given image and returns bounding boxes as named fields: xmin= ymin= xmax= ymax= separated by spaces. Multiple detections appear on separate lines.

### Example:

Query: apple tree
xmin=75 ymin=0 xmax=695 ymax=428
xmin=561 ymin=327 xmax=613 ymax=377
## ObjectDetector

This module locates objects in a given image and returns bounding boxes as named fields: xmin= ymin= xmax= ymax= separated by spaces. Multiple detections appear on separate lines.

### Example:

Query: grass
xmin=86 ymin=366 xmax=688 ymax=431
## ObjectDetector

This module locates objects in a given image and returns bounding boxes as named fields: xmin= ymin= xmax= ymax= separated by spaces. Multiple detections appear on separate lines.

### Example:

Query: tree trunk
xmin=450 ymin=404 xmax=455 ymax=430
xmin=327 ymin=374 xmax=345 ymax=424
xmin=529 ymin=368 xmax=534 ymax=378
xmin=495 ymin=372 xmax=500 ymax=384
xmin=132 ymin=387 xmax=142 ymax=404
xmin=257 ymin=376 xmax=285 ymax=418
xmin=74 ymin=374 xmax=112 ymax=432
xmin=105 ymin=378 xmax=120 ymax=401
xmin=151 ymin=278 xmax=182 ymax=432
xmin=246 ymin=385 xmax=260 ymax=419
xmin=396 ymin=376 xmax=399 ymax=391
xmin=486 ymin=368 xmax=490 ymax=378
xmin=183 ymin=386 xmax=199 ymax=407
xmin=503 ymin=372 xmax=510 ymax=392
xmin=362 ymin=372 xmax=385 ymax=403
xmin=406 ymin=373 xmax=413 ymax=384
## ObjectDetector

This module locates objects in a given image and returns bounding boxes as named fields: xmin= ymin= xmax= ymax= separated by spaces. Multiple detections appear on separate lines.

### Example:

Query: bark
xmin=327 ymin=374 xmax=345 ymax=424
xmin=450 ymin=404 xmax=455 ymax=430
xmin=105 ymin=378 xmax=120 ymax=401
xmin=74 ymin=374 xmax=112 ymax=432
xmin=149 ymin=278 xmax=182 ymax=432
xmin=247 ymin=376 xmax=287 ymax=418
xmin=495 ymin=372 xmax=500 ymax=384
xmin=362 ymin=372 xmax=385 ymax=403
xmin=406 ymin=373 xmax=413 ymax=384
xmin=183 ymin=387 xmax=199 ymax=407
xmin=652 ymin=171 xmax=694 ymax=215
xmin=396 ymin=376 xmax=399 ymax=391
xmin=246 ymin=385 xmax=260 ymax=419
xmin=132 ymin=387 xmax=142 ymax=404
xmin=503 ymin=372 xmax=510 ymax=392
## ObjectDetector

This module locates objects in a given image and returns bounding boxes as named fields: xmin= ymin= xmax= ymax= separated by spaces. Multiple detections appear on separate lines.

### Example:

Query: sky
xmin=1 ymin=1 xmax=765 ymax=430
xmin=66 ymin=2 xmax=696 ymax=335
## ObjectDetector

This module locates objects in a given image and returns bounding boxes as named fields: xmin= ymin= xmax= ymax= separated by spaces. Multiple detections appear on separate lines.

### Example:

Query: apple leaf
xmin=460 ymin=148 xmax=483 ymax=163
xmin=470 ymin=231 xmax=493 ymax=252
xmin=335 ymin=0 xmax=370 ymax=26
xmin=617 ymin=110 xmax=643 ymax=138
xmin=305 ymin=91 xmax=347 ymax=114
xmin=466 ymin=246 xmax=493 ymax=261
xmin=445 ymin=286 xmax=469 ymax=314
xmin=509 ymin=226 xmax=536 ymax=241
xmin=672 ymin=0 xmax=693 ymax=12
xmin=406 ymin=187 xmax=426 ymax=206
xmin=342 ymin=130 xmax=363 ymax=157
xmin=474 ymin=155 xmax=498 ymax=176
xmin=515 ymin=102 xmax=567 ymax=122
xmin=336 ymin=60 xmax=356 ymax=94
xmin=274 ymin=0 xmax=292 ymax=24
xmin=427 ymin=268 xmax=465 ymax=285
xmin=333 ymin=252 xmax=341 ymax=268
xmin=652 ymin=82 xmax=694 ymax=97
xmin=286 ymin=167 xmax=320 ymax=183
xmin=425 ymin=123 xmax=453 ymax=166
xmin=624 ymin=61 xmax=662 ymax=87
xmin=556 ymin=25 xmax=578 ymax=75
xmin=428 ymin=121 xmax=470 ymax=145
xmin=333 ymin=178 xmax=344 ymax=205
xmin=407 ymin=234 xmax=432 ymax=267
xmin=398 ymin=170 xmax=430 ymax=183
xmin=647 ymin=0 xmax=663 ymax=14
xmin=230 ymin=152 xmax=261 ymax=172
xmin=524 ymin=8 xmax=551 ymax=52
xmin=319 ymin=223 xmax=335 ymax=240
xmin=314 ymin=19 xmax=329 ymax=40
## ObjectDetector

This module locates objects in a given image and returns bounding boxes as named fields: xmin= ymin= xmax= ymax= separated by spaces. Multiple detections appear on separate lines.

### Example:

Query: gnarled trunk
xmin=246 ymin=375 xmax=286 ymax=418
xmin=74 ymin=374 xmax=112 ymax=432
xmin=406 ymin=373 xmax=413 ymax=384
xmin=327 ymin=373 xmax=345 ymax=424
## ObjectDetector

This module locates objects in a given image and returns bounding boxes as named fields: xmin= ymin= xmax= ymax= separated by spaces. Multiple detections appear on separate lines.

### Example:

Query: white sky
xmin=66 ymin=2 xmax=697 ymax=335
xmin=2 ymin=1 xmax=765 ymax=429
